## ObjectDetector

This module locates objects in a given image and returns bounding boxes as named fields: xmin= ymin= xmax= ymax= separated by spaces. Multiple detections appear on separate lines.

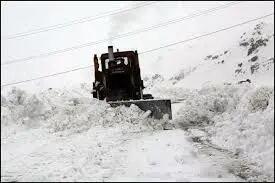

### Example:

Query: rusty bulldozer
xmin=92 ymin=46 xmax=172 ymax=120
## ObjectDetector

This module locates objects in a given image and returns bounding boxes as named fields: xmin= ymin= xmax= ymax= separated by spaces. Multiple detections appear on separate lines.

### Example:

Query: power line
xmin=1 ymin=1 xmax=241 ymax=66
xmin=139 ymin=13 xmax=274 ymax=55
xmin=1 ymin=65 xmax=93 ymax=87
xmin=2 ymin=1 xmax=158 ymax=40
xmin=1 ymin=13 xmax=273 ymax=87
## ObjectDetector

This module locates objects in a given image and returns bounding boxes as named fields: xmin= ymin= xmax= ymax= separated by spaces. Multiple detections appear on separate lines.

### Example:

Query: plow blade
xmin=108 ymin=99 xmax=172 ymax=120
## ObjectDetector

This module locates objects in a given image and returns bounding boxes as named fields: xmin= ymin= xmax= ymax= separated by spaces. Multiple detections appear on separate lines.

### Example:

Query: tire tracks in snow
xmin=104 ymin=129 xmax=241 ymax=182
xmin=171 ymin=101 xmax=271 ymax=182
xmin=184 ymin=127 xmax=269 ymax=182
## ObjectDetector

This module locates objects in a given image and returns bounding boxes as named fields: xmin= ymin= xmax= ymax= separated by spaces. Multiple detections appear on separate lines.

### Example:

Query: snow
xmin=154 ymin=84 xmax=274 ymax=181
xmin=1 ymin=21 xmax=274 ymax=182
xmin=143 ymin=22 xmax=274 ymax=91
xmin=108 ymin=130 xmax=240 ymax=182
xmin=140 ymin=21 xmax=274 ymax=181
xmin=1 ymin=83 xmax=273 ymax=181
xmin=2 ymin=86 xmax=243 ymax=182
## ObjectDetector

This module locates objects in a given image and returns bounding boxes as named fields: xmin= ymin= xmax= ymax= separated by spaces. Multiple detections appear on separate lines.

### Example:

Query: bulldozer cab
xmin=93 ymin=46 xmax=144 ymax=102
xmin=92 ymin=46 xmax=172 ymax=120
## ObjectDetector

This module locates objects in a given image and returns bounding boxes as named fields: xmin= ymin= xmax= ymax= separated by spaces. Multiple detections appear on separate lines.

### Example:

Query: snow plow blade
xmin=108 ymin=99 xmax=172 ymax=120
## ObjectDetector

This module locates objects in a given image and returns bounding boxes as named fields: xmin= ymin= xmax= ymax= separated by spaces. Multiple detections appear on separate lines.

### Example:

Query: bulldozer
xmin=92 ymin=46 xmax=172 ymax=120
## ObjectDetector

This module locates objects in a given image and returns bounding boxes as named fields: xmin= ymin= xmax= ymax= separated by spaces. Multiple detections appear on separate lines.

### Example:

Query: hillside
xmin=144 ymin=21 xmax=274 ymax=97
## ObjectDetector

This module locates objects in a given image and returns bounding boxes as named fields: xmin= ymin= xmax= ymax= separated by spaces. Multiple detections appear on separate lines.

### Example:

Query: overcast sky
xmin=1 ymin=1 xmax=274 ymax=93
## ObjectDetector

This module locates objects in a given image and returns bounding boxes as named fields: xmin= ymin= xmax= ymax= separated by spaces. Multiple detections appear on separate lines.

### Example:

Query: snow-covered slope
xmin=144 ymin=21 xmax=274 ymax=93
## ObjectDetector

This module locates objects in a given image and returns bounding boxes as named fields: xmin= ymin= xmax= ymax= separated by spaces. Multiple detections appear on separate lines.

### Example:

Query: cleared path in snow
xmin=1 ymin=127 xmax=242 ymax=182
xmin=107 ymin=129 xmax=242 ymax=182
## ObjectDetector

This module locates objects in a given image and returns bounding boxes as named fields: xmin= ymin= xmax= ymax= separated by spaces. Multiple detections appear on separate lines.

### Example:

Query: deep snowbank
xmin=159 ymin=84 xmax=274 ymax=181
xmin=1 ymin=85 xmax=171 ymax=140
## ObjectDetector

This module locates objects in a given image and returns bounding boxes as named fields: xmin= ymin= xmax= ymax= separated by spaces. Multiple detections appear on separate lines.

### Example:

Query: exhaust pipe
xmin=108 ymin=46 xmax=114 ymax=61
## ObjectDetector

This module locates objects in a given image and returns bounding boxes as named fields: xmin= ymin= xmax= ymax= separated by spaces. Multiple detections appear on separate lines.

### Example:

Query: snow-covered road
xmin=1 ymin=106 xmax=242 ymax=182
xmin=107 ymin=129 xmax=242 ymax=182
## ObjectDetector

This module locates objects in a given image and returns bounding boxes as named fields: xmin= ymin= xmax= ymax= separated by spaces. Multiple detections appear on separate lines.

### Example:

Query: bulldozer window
xmin=105 ymin=57 xmax=129 ymax=69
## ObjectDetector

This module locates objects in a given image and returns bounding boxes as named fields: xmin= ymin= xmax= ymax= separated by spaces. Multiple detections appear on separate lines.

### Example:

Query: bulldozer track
xmin=184 ymin=127 xmax=269 ymax=182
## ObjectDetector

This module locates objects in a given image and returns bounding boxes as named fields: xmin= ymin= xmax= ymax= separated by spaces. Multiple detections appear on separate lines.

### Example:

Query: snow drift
xmin=1 ymin=85 xmax=172 ymax=139
xmin=1 ymin=85 xmax=176 ymax=182
xmin=149 ymin=83 xmax=274 ymax=181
